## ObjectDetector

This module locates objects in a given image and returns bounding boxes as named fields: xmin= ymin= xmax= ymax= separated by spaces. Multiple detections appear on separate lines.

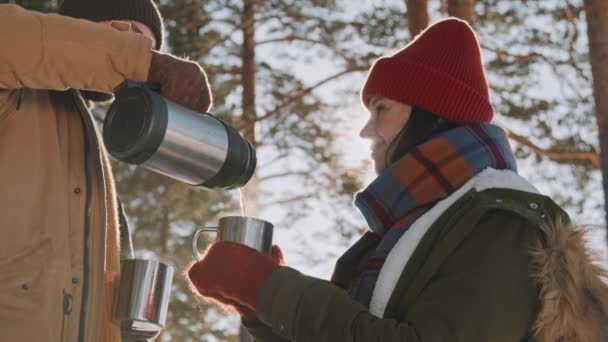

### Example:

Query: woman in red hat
xmin=187 ymin=18 xmax=608 ymax=341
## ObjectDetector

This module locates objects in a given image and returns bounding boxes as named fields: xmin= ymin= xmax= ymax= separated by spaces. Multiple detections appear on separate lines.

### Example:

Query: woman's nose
xmin=360 ymin=120 xmax=374 ymax=139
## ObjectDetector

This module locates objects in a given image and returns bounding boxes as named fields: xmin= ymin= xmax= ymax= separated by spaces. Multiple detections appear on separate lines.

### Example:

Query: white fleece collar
xmin=368 ymin=168 xmax=539 ymax=317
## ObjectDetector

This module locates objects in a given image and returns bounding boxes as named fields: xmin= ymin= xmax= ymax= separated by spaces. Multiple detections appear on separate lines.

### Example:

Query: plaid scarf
xmin=331 ymin=124 xmax=517 ymax=307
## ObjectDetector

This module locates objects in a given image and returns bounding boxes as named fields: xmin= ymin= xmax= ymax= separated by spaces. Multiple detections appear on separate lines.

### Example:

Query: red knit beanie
xmin=361 ymin=18 xmax=493 ymax=123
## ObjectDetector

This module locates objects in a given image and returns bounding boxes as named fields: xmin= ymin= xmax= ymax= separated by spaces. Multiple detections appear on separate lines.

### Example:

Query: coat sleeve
xmin=0 ymin=4 xmax=152 ymax=92
xmin=243 ymin=319 xmax=291 ymax=342
xmin=255 ymin=211 xmax=540 ymax=341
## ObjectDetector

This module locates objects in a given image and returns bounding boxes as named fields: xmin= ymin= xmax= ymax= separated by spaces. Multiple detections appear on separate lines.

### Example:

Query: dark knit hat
xmin=361 ymin=18 xmax=493 ymax=123
xmin=59 ymin=0 xmax=164 ymax=50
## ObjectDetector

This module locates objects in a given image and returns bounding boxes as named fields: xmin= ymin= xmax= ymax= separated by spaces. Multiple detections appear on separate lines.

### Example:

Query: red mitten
xmin=207 ymin=245 xmax=285 ymax=321
xmin=214 ymin=294 xmax=257 ymax=321
xmin=187 ymin=241 xmax=281 ymax=317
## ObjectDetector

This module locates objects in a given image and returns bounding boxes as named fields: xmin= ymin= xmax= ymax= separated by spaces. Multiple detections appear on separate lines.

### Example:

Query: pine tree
xmin=157 ymin=0 xmax=407 ymax=245
xmin=154 ymin=1 xmax=411 ymax=339
xmin=476 ymin=0 xmax=601 ymax=220
xmin=402 ymin=0 xmax=602 ymax=223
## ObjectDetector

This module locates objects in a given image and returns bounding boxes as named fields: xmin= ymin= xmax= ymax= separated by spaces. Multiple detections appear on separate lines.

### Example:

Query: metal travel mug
xmin=114 ymin=259 xmax=174 ymax=339
xmin=192 ymin=216 xmax=274 ymax=258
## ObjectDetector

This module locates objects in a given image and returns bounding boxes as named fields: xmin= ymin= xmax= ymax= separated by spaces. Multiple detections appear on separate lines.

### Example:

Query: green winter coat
xmin=245 ymin=169 xmax=608 ymax=342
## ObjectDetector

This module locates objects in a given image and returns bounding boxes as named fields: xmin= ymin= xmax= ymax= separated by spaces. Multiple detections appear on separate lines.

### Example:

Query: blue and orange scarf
xmin=331 ymin=124 xmax=517 ymax=306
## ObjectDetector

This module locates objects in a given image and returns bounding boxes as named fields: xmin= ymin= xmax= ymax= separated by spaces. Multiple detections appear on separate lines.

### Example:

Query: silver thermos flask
xmin=103 ymin=81 xmax=256 ymax=189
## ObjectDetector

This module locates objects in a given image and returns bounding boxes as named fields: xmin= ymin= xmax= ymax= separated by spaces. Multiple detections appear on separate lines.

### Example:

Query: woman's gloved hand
xmin=187 ymin=242 xmax=284 ymax=321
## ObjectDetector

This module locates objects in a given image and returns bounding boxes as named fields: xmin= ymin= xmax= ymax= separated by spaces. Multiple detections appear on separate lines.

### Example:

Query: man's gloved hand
xmin=147 ymin=51 xmax=213 ymax=114
xmin=187 ymin=243 xmax=284 ymax=321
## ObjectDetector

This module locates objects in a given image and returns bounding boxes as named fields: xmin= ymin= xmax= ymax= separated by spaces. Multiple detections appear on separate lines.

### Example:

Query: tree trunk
xmin=240 ymin=0 xmax=261 ymax=216
xmin=405 ymin=0 xmax=429 ymax=37
xmin=239 ymin=2 xmax=257 ymax=341
xmin=447 ymin=0 xmax=475 ymax=24
xmin=584 ymin=0 xmax=608 ymax=232
xmin=239 ymin=0 xmax=260 ymax=222
xmin=242 ymin=0 xmax=257 ymax=146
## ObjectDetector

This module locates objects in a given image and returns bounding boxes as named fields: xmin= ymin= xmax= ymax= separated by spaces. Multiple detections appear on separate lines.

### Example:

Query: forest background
xmin=10 ymin=0 xmax=608 ymax=341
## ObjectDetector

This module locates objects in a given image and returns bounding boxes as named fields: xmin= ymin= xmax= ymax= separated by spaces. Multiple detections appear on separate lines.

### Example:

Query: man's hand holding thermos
xmin=147 ymin=51 xmax=213 ymax=114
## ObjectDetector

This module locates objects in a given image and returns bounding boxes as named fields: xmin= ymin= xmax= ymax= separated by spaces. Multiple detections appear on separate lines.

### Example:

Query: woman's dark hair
xmin=387 ymin=107 xmax=458 ymax=164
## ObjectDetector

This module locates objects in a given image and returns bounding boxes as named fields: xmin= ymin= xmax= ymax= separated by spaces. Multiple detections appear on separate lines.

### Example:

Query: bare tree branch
xmin=564 ymin=0 xmax=592 ymax=82
xmin=480 ymin=43 xmax=542 ymax=62
xmin=256 ymin=35 xmax=353 ymax=62
xmin=257 ymin=153 xmax=288 ymax=169
xmin=259 ymin=171 xmax=311 ymax=183
xmin=240 ymin=66 xmax=368 ymax=132
xmin=481 ymin=43 xmax=588 ymax=103
xmin=507 ymin=131 xmax=600 ymax=168
xmin=263 ymin=7 xmax=365 ymax=28
xmin=257 ymin=35 xmax=325 ymax=46
xmin=260 ymin=192 xmax=318 ymax=207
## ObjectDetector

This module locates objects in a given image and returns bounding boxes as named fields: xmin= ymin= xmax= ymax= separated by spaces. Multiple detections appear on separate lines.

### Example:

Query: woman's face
xmin=360 ymin=97 xmax=412 ymax=173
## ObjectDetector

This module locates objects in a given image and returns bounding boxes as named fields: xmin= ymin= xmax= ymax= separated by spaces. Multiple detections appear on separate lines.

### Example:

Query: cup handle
xmin=192 ymin=227 xmax=218 ymax=260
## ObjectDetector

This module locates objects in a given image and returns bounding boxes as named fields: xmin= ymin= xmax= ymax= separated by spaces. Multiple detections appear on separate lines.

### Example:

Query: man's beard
xmin=81 ymin=90 xmax=114 ymax=103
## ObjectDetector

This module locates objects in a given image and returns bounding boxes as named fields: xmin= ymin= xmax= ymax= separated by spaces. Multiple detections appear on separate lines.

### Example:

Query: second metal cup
xmin=114 ymin=259 xmax=174 ymax=338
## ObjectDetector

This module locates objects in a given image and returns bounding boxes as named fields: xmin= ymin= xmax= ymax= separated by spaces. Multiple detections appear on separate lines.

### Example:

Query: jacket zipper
xmin=78 ymin=120 xmax=92 ymax=342
xmin=70 ymin=90 xmax=103 ymax=342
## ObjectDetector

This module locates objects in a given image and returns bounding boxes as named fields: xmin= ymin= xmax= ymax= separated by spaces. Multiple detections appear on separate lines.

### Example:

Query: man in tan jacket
xmin=0 ymin=1 xmax=212 ymax=341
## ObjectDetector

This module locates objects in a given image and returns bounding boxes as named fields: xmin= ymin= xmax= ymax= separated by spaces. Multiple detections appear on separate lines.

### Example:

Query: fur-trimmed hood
xmin=531 ymin=219 xmax=608 ymax=342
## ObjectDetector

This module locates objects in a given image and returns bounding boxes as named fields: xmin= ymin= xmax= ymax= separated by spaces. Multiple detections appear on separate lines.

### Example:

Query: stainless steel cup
xmin=192 ymin=216 xmax=273 ymax=258
xmin=114 ymin=259 xmax=174 ymax=338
